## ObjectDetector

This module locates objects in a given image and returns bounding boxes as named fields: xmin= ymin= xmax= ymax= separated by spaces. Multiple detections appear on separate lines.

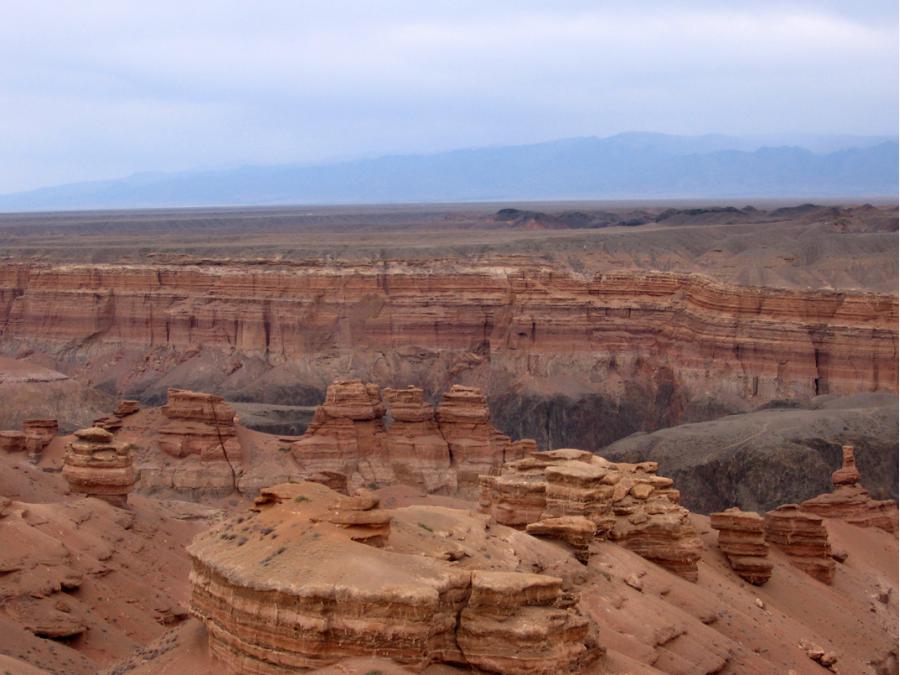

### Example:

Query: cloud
xmin=0 ymin=1 xmax=896 ymax=192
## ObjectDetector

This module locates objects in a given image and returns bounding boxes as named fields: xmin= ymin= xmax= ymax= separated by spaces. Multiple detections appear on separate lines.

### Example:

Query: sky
xmin=0 ymin=0 xmax=897 ymax=193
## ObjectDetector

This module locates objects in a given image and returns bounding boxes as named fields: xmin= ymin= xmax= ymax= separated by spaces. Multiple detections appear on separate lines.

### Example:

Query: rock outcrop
xmin=383 ymin=385 xmax=456 ymax=493
xmin=291 ymin=381 xmax=527 ymax=495
xmin=0 ymin=420 xmax=56 ymax=459
xmin=437 ymin=385 xmax=532 ymax=490
xmin=800 ymin=445 xmax=898 ymax=534
xmin=188 ymin=481 xmax=601 ymax=674
xmin=22 ymin=419 xmax=57 ymax=461
xmin=764 ymin=505 xmax=835 ymax=584
xmin=93 ymin=400 xmax=142 ymax=433
xmin=62 ymin=427 xmax=136 ymax=507
xmin=0 ymin=430 xmax=25 ymax=453
xmin=113 ymin=400 xmax=140 ymax=417
xmin=479 ymin=448 xmax=702 ymax=580
xmin=709 ymin=508 xmax=772 ymax=585
xmin=159 ymin=388 xmax=240 ymax=461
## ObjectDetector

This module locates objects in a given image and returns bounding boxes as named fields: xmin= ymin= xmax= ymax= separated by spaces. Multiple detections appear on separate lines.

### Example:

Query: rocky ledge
xmin=479 ymin=448 xmax=702 ymax=580
xmin=187 ymin=481 xmax=601 ymax=673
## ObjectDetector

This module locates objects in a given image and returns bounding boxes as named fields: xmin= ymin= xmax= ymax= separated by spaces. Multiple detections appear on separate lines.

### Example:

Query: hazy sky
xmin=1 ymin=1 xmax=897 ymax=193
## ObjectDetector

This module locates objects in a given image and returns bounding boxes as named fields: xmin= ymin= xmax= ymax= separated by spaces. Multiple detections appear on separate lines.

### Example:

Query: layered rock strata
xmin=0 ymin=264 xmax=895 ymax=428
xmin=22 ymin=419 xmax=57 ymax=461
xmin=479 ymin=448 xmax=702 ymax=579
xmin=436 ymin=385 xmax=532 ymax=490
xmin=764 ymin=505 xmax=835 ymax=584
xmin=62 ymin=427 xmax=136 ymax=507
xmin=709 ymin=508 xmax=772 ymax=585
xmin=292 ymin=380 xmax=527 ymax=495
xmin=0 ymin=430 xmax=25 ymax=453
xmin=158 ymin=388 xmax=241 ymax=463
xmin=94 ymin=399 xmax=142 ymax=432
xmin=800 ymin=445 xmax=898 ymax=534
xmin=188 ymin=481 xmax=600 ymax=673
xmin=383 ymin=385 xmax=456 ymax=493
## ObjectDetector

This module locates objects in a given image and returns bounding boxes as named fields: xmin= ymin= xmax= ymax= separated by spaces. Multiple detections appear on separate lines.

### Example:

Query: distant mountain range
xmin=1 ymin=132 xmax=897 ymax=211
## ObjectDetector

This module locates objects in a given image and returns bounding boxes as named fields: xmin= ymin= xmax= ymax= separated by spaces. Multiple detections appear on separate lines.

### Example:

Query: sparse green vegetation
xmin=418 ymin=522 xmax=433 ymax=533
xmin=278 ymin=446 xmax=292 ymax=453
xmin=294 ymin=495 xmax=309 ymax=502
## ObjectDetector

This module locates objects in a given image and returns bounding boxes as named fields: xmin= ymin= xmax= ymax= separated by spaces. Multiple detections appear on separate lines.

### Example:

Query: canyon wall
xmin=0 ymin=262 xmax=896 ymax=449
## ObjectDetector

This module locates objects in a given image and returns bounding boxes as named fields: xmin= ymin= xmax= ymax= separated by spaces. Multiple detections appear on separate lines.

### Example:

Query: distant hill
xmin=1 ymin=132 xmax=896 ymax=211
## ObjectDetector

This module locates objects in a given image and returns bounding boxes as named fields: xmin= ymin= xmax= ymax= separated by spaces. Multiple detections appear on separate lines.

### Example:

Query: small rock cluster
xmin=479 ymin=448 xmax=702 ymax=579
xmin=92 ymin=399 xmax=140 ymax=432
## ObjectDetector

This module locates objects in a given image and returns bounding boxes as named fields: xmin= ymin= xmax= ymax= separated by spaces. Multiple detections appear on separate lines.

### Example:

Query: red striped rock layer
xmin=158 ymin=388 xmax=241 ymax=463
xmin=0 ymin=263 xmax=895 ymax=407
xmin=291 ymin=381 xmax=532 ymax=495
xmin=709 ymin=508 xmax=772 ymax=585
xmin=62 ymin=427 xmax=135 ymax=507
xmin=479 ymin=449 xmax=702 ymax=580
xmin=764 ymin=505 xmax=835 ymax=584
xmin=187 ymin=482 xmax=600 ymax=674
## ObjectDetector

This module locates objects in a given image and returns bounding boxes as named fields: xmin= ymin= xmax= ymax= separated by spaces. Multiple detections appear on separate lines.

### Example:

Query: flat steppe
xmin=0 ymin=200 xmax=896 ymax=292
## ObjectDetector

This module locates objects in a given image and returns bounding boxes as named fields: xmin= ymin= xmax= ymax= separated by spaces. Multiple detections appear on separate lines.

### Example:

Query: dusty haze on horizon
xmin=0 ymin=0 xmax=897 ymax=193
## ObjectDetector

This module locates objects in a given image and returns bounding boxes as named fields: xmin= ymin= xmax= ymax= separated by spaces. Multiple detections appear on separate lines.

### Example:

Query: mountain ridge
xmin=1 ymin=132 xmax=897 ymax=211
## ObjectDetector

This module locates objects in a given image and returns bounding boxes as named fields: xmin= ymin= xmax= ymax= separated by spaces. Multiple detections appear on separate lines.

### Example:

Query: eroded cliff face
xmin=0 ymin=262 xmax=896 ymax=449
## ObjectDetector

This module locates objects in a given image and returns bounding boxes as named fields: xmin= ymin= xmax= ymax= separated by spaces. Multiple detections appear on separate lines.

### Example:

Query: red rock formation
xmin=92 ymin=401 xmax=140 ymax=433
xmin=291 ymin=380 xmax=389 ymax=493
xmin=0 ymin=430 xmax=25 ymax=453
xmin=158 ymin=388 xmax=241 ymax=463
xmin=188 ymin=481 xmax=600 ymax=674
xmin=383 ymin=386 xmax=456 ymax=493
xmin=113 ymin=400 xmax=140 ymax=417
xmin=526 ymin=516 xmax=596 ymax=563
xmin=764 ymin=505 xmax=835 ymax=584
xmin=62 ymin=427 xmax=136 ymax=507
xmin=437 ymin=385 xmax=524 ymax=491
xmin=22 ymin=419 xmax=57 ymax=461
xmin=709 ymin=508 xmax=772 ymax=585
xmin=800 ymin=445 xmax=898 ymax=534
xmin=479 ymin=449 xmax=702 ymax=580
xmin=292 ymin=381 xmax=522 ymax=495
xmin=0 ymin=264 xmax=894 ymax=416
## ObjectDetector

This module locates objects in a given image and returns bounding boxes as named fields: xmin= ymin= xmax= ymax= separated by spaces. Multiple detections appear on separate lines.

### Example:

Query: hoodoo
xmin=22 ymin=419 xmax=57 ymax=461
xmin=709 ymin=508 xmax=772 ymax=585
xmin=764 ymin=505 xmax=835 ymax=584
xmin=62 ymin=427 xmax=136 ymax=507
xmin=800 ymin=445 xmax=899 ymax=533
xmin=291 ymin=380 xmax=532 ymax=495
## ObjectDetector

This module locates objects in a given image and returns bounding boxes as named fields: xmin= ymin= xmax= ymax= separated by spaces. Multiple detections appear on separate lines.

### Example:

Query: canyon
xmin=0 ymin=201 xmax=896 ymax=673
xmin=0 ymin=262 xmax=895 ymax=447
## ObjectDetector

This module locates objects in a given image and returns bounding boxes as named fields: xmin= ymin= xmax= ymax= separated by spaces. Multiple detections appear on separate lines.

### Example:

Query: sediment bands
xmin=0 ymin=262 xmax=896 ymax=398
